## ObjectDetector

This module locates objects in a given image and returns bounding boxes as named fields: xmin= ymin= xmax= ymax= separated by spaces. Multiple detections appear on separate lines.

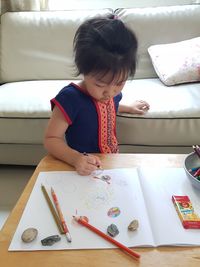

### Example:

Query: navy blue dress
xmin=51 ymin=83 xmax=122 ymax=153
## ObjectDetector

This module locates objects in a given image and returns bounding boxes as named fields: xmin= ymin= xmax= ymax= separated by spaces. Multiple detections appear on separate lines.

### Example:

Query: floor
xmin=0 ymin=165 xmax=35 ymax=230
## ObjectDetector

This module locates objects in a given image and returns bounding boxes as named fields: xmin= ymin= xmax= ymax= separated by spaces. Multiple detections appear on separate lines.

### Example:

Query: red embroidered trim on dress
xmin=94 ymin=99 xmax=119 ymax=153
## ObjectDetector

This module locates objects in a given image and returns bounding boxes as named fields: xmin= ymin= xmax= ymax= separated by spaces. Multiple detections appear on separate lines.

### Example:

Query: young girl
xmin=44 ymin=15 xmax=150 ymax=175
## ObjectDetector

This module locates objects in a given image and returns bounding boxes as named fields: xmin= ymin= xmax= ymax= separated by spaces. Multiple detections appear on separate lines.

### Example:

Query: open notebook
xmin=9 ymin=167 xmax=200 ymax=251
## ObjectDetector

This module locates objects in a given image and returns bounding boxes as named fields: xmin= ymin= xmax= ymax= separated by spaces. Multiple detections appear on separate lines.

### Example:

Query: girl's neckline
xmin=70 ymin=82 xmax=86 ymax=93
xmin=70 ymin=82 xmax=111 ymax=105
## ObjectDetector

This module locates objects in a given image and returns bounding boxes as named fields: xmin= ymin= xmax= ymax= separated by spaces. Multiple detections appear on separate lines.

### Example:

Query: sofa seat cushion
xmin=117 ymin=78 xmax=200 ymax=147
xmin=0 ymin=80 xmax=69 ymax=144
xmin=0 ymin=79 xmax=199 ymax=147
xmin=120 ymin=78 xmax=200 ymax=118
xmin=0 ymin=80 xmax=69 ymax=118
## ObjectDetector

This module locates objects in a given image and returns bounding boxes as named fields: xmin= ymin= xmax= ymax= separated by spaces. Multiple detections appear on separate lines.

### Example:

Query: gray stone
xmin=41 ymin=235 xmax=61 ymax=246
xmin=128 ymin=220 xmax=139 ymax=231
xmin=107 ymin=224 xmax=119 ymax=237
xmin=21 ymin=228 xmax=38 ymax=243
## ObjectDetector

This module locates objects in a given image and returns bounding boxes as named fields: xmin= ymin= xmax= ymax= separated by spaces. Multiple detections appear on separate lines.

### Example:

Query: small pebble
xmin=128 ymin=220 xmax=139 ymax=231
xmin=21 ymin=228 xmax=38 ymax=243
xmin=41 ymin=235 xmax=61 ymax=246
xmin=107 ymin=224 xmax=119 ymax=237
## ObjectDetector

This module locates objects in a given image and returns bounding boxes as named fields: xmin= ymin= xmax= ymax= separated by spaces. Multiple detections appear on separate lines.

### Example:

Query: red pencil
xmin=193 ymin=168 xmax=200 ymax=177
xmin=73 ymin=216 xmax=140 ymax=260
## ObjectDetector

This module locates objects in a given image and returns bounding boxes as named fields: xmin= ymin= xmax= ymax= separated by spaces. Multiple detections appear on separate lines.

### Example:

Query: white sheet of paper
xmin=9 ymin=168 xmax=154 ymax=251
xmin=138 ymin=167 xmax=200 ymax=246
xmin=9 ymin=167 xmax=200 ymax=251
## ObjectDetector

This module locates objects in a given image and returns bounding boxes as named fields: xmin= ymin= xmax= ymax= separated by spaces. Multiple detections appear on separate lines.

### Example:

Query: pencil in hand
xmin=83 ymin=152 xmax=102 ymax=169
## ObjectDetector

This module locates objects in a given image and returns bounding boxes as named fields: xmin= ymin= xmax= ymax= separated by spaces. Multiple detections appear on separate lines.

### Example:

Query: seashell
xmin=107 ymin=223 xmax=119 ymax=237
xmin=128 ymin=220 xmax=139 ymax=231
xmin=21 ymin=228 xmax=38 ymax=243
xmin=41 ymin=235 xmax=61 ymax=246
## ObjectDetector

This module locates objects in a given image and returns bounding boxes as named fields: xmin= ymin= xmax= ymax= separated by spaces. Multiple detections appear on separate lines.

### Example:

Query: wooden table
xmin=1 ymin=154 xmax=200 ymax=267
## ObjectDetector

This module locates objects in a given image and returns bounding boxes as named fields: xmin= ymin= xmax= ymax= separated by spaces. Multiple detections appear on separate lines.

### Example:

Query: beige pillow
xmin=148 ymin=37 xmax=200 ymax=86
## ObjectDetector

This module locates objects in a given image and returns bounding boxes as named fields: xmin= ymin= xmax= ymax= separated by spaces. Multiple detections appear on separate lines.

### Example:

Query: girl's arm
xmin=118 ymin=100 xmax=150 ymax=115
xmin=44 ymin=106 xmax=101 ymax=175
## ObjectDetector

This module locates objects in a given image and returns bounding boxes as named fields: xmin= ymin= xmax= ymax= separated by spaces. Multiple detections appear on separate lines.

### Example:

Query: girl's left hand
xmin=130 ymin=100 xmax=150 ymax=115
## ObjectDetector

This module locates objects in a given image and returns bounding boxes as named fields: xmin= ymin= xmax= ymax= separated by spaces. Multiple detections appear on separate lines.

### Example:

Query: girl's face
xmin=82 ymin=72 xmax=127 ymax=102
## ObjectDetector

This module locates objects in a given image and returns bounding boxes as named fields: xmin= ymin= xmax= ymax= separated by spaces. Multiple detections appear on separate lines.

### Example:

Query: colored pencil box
xmin=172 ymin=195 xmax=200 ymax=229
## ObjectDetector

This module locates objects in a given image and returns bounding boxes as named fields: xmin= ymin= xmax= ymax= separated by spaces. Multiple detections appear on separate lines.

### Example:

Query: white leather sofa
xmin=0 ymin=4 xmax=200 ymax=165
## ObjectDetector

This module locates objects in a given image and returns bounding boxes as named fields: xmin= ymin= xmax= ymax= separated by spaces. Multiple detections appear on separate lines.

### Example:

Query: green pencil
xmin=41 ymin=184 xmax=65 ymax=234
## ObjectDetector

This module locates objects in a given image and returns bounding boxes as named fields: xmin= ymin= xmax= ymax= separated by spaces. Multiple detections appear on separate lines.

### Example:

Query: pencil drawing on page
xmin=82 ymin=181 xmax=115 ymax=209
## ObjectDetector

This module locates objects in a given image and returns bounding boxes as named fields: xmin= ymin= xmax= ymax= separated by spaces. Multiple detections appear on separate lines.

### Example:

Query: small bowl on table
xmin=184 ymin=152 xmax=200 ymax=190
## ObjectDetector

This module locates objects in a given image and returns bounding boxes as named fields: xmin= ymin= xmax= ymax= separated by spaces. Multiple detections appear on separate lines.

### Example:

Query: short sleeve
xmin=51 ymin=85 xmax=83 ymax=125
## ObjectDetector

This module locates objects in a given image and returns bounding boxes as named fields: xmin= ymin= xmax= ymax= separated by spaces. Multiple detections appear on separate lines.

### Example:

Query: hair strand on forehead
xmin=91 ymin=68 xmax=129 ymax=85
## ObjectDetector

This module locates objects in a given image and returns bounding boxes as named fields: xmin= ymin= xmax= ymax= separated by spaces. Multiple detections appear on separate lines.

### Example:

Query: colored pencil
xmin=194 ymin=168 xmax=200 ymax=177
xmin=83 ymin=152 xmax=101 ymax=169
xmin=41 ymin=184 xmax=65 ymax=234
xmin=51 ymin=187 xmax=72 ymax=242
xmin=189 ymin=166 xmax=200 ymax=172
xmin=73 ymin=216 xmax=140 ymax=260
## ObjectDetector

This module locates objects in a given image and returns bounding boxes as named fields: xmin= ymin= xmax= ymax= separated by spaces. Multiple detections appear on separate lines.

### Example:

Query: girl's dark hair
xmin=73 ymin=15 xmax=138 ymax=82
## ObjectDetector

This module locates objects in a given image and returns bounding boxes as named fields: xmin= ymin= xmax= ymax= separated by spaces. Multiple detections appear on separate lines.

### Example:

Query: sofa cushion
xmin=116 ymin=5 xmax=200 ymax=79
xmin=1 ymin=9 xmax=112 ymax=82
xmin=120 ymin=79 xmax=200 ymax=118
xmin=0 ymin=80 xmax=68 ymax=143
xmin=0 ymin=79 xmax=200 ymax=148
xmin=117 ymin=78 xmax=200 ymax=147
xmin=0 ymin=80 xmax=68 ymax=118
xmin=148 ymin=37 xmax=200 ymax=86
xmin=1 ymin=6 xmax=200 ymax=83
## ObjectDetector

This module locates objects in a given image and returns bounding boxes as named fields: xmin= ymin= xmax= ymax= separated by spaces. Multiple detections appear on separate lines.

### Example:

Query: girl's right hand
xmin=74 ymin=153 xmax=102 ymax=176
